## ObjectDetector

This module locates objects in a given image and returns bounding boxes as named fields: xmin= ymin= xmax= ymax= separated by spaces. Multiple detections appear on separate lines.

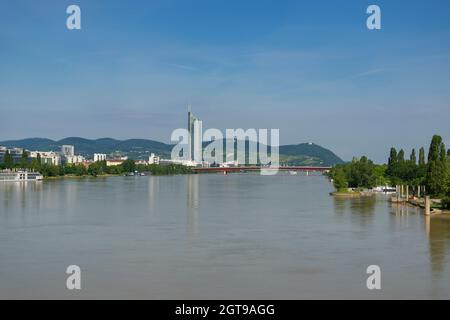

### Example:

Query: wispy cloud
xmin=349 ymin=68 xmax=385 ymax=79
xmin=166 ymin=63 xmax=199 ymax=72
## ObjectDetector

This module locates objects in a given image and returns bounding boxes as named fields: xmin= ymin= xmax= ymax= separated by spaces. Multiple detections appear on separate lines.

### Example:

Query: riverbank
xmin=395 ymin=196 xmax=450 ymax=215
xmin=43 ymin=173 xmax=120 ymax=180
xmin=330 ymin=190 xmax=375 ymax=198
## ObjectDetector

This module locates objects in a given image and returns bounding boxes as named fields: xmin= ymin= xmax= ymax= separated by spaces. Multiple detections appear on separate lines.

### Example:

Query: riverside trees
xmin=329 ymin=134 xmax=449 ymax=202
xmin=330 ymin=156 xmax=385 ymax=190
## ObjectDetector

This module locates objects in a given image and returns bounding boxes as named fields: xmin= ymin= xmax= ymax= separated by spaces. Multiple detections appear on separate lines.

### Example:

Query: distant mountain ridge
xmin=0 ymin=137 xmax=343 ymax=166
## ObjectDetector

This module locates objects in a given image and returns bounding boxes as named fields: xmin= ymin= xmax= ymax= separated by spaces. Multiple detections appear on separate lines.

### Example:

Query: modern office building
xmin=187 ymin=109 xmax=202 ymax=163
xmin=61 ymin=145 xmax=75 ymax=158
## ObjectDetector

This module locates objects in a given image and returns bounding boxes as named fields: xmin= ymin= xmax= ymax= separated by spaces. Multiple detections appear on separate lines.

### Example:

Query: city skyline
xmin=1 ymin=0 xmax=450 ymax=163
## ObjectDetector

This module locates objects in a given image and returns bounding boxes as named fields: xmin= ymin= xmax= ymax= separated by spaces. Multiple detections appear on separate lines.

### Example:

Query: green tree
xmin=88 ymin=161 xmax=107 ymax=177
xmin=74 ymin=164 xmax=87 ymax=176
xmin=121 ymin=159 xmax=136 ymax=173
xmin=372 ymin=164 xmax=389 ymax=186
xmin=425 ymin=135 xmax=448 ymax=196
xmin=20 ymin=150 xmax=29 ymax=169
xmin=332 ymin=167 xmax=348 ymax=191
xmin=387 ymin=147 xmax=398 ymax=177
xmin=3 ymin=150 xmax=14 ymax=169
xmin=419 ymin=147 xmax=426 ymax=166
xmin=440 ymin=143 xmax=447 ymax=163
xmin=410 ymin=149 xmax=416 ymax=164
xmin=398 ymin=149 xmax=405 ymax=162
xmin=31 ymin=153 xmax=42 ymax=171
xmin=388 ymin=147 xmax=397 ymax=166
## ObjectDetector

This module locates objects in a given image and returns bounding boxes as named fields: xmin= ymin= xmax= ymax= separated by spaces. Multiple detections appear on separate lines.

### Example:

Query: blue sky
xmin=1 ymin=0 xmax=450 ymax=162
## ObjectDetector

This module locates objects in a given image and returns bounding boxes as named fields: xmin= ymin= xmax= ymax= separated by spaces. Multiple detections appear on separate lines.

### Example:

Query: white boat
xmin=0 ymin=170 xmax=43 ymax=182
xmin=373 ymin=186 xmax=396 ymax=193
xmin=289 ymin=171 xmax=298 ymax=175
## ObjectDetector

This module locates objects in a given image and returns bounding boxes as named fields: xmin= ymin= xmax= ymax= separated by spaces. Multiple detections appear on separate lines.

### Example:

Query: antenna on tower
xmin=187 ymin=103 xmax=191 ymax=113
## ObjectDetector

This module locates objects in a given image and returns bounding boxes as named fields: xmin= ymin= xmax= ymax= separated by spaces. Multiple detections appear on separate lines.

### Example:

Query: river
xmin=1 ymin=174 xmax=449 ymax=299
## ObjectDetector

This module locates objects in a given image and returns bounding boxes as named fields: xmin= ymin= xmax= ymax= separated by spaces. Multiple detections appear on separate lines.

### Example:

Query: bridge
xmin=191 ymin=166 xmax=331 ymax=174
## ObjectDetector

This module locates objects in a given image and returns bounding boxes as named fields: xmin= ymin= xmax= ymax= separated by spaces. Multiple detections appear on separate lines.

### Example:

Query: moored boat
xmin=0 ymin=170 xmax=43 ymax=182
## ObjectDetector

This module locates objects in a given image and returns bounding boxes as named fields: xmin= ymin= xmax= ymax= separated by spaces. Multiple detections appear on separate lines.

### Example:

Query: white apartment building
xmin=94 ymin=153 xmax=107 ymax=162
xmin=148 ymin=153 xmax=160 ymax=165
xmin=29 ymin=151 xmax=61 ymax=166
xmin=66 ymin=155 xmax=85 ymax=164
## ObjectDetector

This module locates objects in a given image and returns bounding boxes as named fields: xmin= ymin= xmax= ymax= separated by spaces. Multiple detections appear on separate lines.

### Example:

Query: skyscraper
xmin=187 ymin=108 xmax=202 ymax=163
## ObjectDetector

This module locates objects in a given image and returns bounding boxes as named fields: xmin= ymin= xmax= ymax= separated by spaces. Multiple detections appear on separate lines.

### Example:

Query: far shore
xmin=43 ymin=174 xmax=120 ymax=180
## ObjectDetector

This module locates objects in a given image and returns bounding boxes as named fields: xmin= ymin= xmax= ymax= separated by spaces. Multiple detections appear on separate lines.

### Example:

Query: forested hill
xmin=0 ymin=138 xmax=343 ymax=166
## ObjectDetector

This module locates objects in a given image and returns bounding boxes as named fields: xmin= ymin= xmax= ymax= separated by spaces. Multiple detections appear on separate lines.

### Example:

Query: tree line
xmin=329 ymin=135 xmax=450 ymax=207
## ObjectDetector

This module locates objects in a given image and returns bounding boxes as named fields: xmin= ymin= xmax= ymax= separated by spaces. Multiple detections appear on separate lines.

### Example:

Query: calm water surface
xmin=1 ymin=174 xmax=450 ymax=299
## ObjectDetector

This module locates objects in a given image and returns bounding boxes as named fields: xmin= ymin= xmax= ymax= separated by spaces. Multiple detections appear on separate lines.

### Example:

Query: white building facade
xmin=94 ymin=153 xmax=107 ymax=162
xmin=148 ymin=153 xmax=160 ymax=165
xmin=66 ymin=155 xmax=85 ymax=164
xmin=29 ymin=151 xmax=61 ymax=166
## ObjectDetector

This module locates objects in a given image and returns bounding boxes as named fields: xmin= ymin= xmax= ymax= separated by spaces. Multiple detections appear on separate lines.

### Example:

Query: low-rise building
xmin=29 ymin=151 xmax=61 ymax=166
xmin=66 ymin=155 xmax=85 ymax=165
xmin=93 ymin=153 xmax=107 ymax=162
xmin=148 ymin=153 xmax=160 ymax=165
xmin=135 ymin=160 xmax=148 ymax=165
xmin=106 ymin=159 xmax=124 ymax=166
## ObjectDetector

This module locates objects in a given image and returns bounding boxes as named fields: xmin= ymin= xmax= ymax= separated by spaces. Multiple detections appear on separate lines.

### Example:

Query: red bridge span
xmin=191 ymin=166 xmax=331 ymax=173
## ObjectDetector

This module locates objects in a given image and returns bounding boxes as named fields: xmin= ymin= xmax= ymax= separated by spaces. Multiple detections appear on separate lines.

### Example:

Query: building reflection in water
xmin=186 ymin=174 xmax=199 ymax=236
xmin=0 ymin=181 xmax=43 ymax=221
xmin=148 ymin=176 xmax=160 ymax=213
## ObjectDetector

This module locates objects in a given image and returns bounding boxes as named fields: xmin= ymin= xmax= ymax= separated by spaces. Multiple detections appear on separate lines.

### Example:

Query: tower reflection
xmin=186 ymin=174 xmax=199 ymax=236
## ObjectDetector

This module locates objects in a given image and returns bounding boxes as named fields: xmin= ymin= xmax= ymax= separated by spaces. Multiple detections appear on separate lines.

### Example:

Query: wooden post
xmin=425 ymin=196 xmax=431 ymax=216
xmin=425 ymin=215 xmax=430 ymax=237
xmin=418 ymin=185 xmax=420 ymax=198
xmin=406 ymin=185 xmax=409 ymax=202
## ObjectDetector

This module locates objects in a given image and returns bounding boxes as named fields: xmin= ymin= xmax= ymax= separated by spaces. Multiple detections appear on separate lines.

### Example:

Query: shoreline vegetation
xmin=0 ymin=157 xmax=193 ymax=179
xmin=328 ymin=134 xmax=450 ymax=212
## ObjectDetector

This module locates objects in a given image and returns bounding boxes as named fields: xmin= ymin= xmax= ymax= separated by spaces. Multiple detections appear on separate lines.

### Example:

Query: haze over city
xmin=1 ymin=0 xmax=450 ymax=162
